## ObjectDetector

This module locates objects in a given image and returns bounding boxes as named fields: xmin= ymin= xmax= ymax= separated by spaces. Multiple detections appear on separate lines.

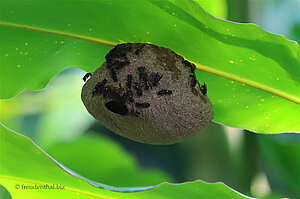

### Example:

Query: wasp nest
xmin=81 ymin=43 xmax=213 ymax=145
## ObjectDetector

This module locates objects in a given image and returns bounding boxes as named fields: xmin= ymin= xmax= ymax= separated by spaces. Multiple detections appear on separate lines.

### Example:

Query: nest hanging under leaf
xmin=81 ymin=43 xmax=213 ymax=145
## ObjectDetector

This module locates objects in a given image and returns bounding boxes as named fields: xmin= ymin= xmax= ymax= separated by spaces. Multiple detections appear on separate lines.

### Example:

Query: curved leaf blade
xmin=0 ymin=122 xmax=249 ymax=198
xmin=0 ymin=0 xmax=299 ymax=133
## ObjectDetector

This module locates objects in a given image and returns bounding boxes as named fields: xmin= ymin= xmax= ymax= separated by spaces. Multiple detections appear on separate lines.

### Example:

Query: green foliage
xmin=0 ymin=123 xmax=247 ymax=198
xmin=259 ymin=135 xmax=300 ymax=196
xmin=194 ymin=0 xmax=227 ymax=19
xmin=47 ymin=133 xmax=172 ymax=187
xmin=0 ymin=0 xmax=299 ymax=133
xmin=0 ymin=0 xmax=299 ymax=198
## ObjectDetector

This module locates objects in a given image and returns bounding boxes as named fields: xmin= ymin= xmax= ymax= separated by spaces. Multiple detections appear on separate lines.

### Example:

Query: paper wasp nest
xmin=81 ymin=43 xmax=213 ymax=145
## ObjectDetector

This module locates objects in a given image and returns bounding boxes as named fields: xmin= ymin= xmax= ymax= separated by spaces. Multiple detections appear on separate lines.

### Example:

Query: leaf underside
xmin=0 ymin=122 xmax=248 ymax=199
xmin=0 ymin=0 xmax=299 ymax=134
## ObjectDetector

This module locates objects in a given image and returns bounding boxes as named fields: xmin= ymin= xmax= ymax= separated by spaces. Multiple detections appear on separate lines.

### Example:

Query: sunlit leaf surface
xmin=0 ymin=0 xmax=299 ymax=133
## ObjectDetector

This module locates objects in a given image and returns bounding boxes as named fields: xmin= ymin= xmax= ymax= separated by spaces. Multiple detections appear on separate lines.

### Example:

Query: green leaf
xmin=0 ymin=0 xmax=299 ymax=133
xmin=193 ymin=0 xmax=227 ymax=19
xmin=0 ymin=122 xmax=248 ymax=198
xmin=47 ymin=133 xmax=172 ymax=187
xmin=258 ymin=134 xmax=300 ymax=197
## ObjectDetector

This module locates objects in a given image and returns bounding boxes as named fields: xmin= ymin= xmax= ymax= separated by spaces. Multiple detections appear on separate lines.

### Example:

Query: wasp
xmin=200 ymin=82 xmax=207 ymax=95
xmin=157 ymin=90 xmax=172 ymax=96
xmin=190 ymin=74 xmax=197 ymax=87
xmin=82 ymin=73 xmax=92 ymax=82
xmin=123 ymin=89 xmax=134 ymax=103
xmin=126 ymin=74 xmax=133 ymax=89
xmin=109 ymin=69 xmax=118 ymax=82
xmin=129 ymin=109 xmax=140 ymax=117
xmin=133 ymin=82 xmax=143 ymax=96
xmin=113 ymin=60 xmax=130 ymax=71
xmin=150 ymin=73 xmax=162 ymax=87
xmin=138 ymin=66 xmax=150 ymax=90
xmin=135 ymin=102 xmax=150 ymax=108
xmin=92 ymin=79 xmax=107 ymax=96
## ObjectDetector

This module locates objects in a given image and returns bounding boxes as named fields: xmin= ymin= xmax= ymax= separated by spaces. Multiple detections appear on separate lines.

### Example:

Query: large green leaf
xmin=0 ymin=122 xmax=249 ymax=198
xmin=0 ymin=0 xmax=299 ymax=133
xmin=46 ymin=133 xmax=173 ymax=187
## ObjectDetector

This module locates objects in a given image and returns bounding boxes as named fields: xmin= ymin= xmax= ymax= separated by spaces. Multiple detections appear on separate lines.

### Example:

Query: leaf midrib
xmin=0 ymin=175 xmax=115 ymax=199
xmin=1 ymin=22 xmax=299 ymax=105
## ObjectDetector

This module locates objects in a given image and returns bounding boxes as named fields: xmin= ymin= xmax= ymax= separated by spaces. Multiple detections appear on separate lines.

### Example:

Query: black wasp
xmin=150 ymin=73 xmax=162 ymax=87
xmin=138 ymin=66 xmax=150 ymax=90
xmin=200 ymin=82 xmax=207 ymax=95
xmin=82 ymin=73 xmax=92 ymax=82
xmin=157 ymin=90 xmax=172 ymax=96
xmin=126 ymin=74 xmax=133 ymax=89
xmin=133 ymin=82 xmax=143 ymax=96
xmin=129 ymin=110 xmax=140 ymax=117
xmin=92 ymin=79 xmax=107 ymax=96
xmin=109 ymin=69 xmax=118 ymax=82
xmin=135 ymin=102 xmax=150 ymax=108
xmin=123 ymin=89 xmax=134 ymax=103
xmin=190 ymin=74 xmax=197 ymax=87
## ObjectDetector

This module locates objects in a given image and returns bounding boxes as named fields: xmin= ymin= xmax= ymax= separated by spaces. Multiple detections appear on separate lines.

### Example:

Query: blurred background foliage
xmin=1 ymin=0 xmax=299 ymax=198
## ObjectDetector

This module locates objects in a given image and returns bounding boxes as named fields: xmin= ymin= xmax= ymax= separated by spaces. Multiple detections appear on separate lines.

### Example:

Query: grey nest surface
xmin=81 ymin=43 xmax=213 ymax=145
